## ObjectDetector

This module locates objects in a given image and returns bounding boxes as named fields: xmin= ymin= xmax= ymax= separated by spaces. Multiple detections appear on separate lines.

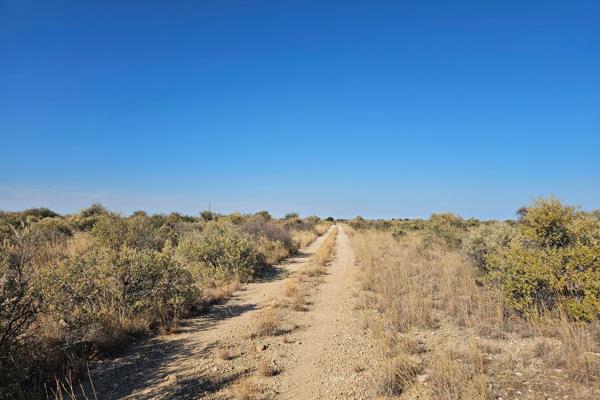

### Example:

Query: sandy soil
xmin=87 ymin=226 xmax=376 ymax=399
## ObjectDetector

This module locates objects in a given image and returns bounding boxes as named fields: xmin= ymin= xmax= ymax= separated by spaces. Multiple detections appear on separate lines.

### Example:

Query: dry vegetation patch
xmin=257 ymin=358 xmax=278 ymax=377
xmin=233 ymin=377 xmax=259 ymax=400
xmin=349 ymin=216 xmax=600 ymax=399
xmin=313 ymin=226 xmax=338 ymax=266
xmin=0 ymin=206 xmax=328 ymax=398
xmin=255 ymin=306 xmax=281 ymax=337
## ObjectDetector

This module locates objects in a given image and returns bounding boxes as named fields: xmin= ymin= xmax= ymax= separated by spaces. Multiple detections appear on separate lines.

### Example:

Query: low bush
xmin=176 ymin=220 xmax=265 ymax=284
xmin=462 ymin=222 xmax=520 ymax=271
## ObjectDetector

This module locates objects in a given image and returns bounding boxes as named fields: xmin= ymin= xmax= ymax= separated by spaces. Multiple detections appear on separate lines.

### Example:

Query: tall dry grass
xmin=352 ymin=229 xmax=504 ymax=332
xmin=314 ymin=222 xmax=331 ymax=236
xmin=313 ymin=226 xmax=338 ymax=266
xmin=349 ymin=227 xmax=600 ymax=397
xmin=291 ymin=230 xmax=318 ymax=249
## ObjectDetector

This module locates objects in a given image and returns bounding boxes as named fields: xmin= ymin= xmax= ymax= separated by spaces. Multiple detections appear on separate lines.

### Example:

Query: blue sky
xmin=1 ymin=1 xmax=599 ymax=219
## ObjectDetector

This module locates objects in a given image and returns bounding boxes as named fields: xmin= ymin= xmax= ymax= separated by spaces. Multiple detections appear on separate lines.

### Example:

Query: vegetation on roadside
xmin=0 ymin=205 xmax=328 ymax=399
xmin=280 ymin=226 xmax=338 ymax=313
xmin=348 ymin=197 xmax=600 ymax=399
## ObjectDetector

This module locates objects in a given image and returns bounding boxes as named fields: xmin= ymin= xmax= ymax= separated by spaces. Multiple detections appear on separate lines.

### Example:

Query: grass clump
xmin=255 ymin=307 xmax=280 ymax=336
xmin=233 ymin=377 xmax=258 ymax=400
xmin=257 ymin=358 xmax=278 ymax=377
xmin=375 ymin=352 xmax=420 ymax=396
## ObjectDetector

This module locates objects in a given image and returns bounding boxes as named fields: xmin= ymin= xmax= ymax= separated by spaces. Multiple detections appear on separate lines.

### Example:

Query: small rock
xmin=256 ymin=343 xmax=268 ymax=351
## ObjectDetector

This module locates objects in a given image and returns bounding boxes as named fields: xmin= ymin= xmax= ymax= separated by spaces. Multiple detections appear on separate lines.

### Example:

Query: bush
xmin=38 ymin=246 xmax=196 ymax=346
xmin=521 ymin=197 xmax=577 ymax=248
xmin=425 ymin=213 xmax=468 ymax=249
xmin=486 ymin=198 xmax=600 ymax=320
xmin=241 ymin=215 xmax=294 ymax=250
xmin=176 ymin=221 xmax=265 ymax=283
xmin=462 ymin=222 xmax=520 ymax=271
xmin=91 ymin=214 xmax=167 ymax=251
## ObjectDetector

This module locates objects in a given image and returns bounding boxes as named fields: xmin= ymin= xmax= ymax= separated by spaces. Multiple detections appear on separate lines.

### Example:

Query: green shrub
xmin=521 ymin=197 xmax=576 ymax=248
xmin=462 ymin=222 xmax=520 ymax=271
xmin=176 ymin=221 xmax=265 ymax=283
xmin=91 ymin=214 xmax=167 ymax=251
xmin=90 ymin=214 xmax=128 ymax=249
xmin=560 ymin=243 xmax=600 ymax=319
xmin=70 ymin=203 xmax=111 ymax=230
xmin=485 ymin=198 xmax=600 ymax=320
xmin=37 ymin=245 xmax=196 ymax=349
xmin=425 ymin=213 xmax=468 ymax=249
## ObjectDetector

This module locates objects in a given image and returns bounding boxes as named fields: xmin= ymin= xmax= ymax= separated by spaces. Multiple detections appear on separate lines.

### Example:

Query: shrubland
xmin=0 ymin=206 xmax=327 ymax=399
xmin=348 ymin=197 xmax=600 ymax=398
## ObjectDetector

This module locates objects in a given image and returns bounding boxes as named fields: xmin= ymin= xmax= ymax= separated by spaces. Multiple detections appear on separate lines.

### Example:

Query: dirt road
xmin=88 ymin=226 xmax=375 ymax=399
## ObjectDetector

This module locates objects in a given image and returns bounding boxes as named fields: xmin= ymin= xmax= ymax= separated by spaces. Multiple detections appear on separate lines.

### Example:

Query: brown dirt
xmin=86 ymin=226 xmax=377 ymax=399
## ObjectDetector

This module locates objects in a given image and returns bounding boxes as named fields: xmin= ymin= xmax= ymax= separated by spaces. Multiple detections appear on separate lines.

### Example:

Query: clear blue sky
xmin=1 ymin=1 xmax=599 ymax=219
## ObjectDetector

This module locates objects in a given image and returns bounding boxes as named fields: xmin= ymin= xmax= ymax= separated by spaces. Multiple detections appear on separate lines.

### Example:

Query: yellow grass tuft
xmin=255 ymin=306 xmax=280 ymax=336
xmin=313 ymin=226 xmax=338 ymax=266
xmin=233 ymin=377 xmax=258 ymax=400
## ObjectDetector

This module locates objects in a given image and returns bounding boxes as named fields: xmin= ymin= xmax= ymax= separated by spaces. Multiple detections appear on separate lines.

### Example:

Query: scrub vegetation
xmin=0 ymin=205 xmax=328 ymax=399
xmin=348 ymin=197 xmax=600 ymax=399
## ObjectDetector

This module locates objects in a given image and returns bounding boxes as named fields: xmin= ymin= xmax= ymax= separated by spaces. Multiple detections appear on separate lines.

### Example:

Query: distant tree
xmin=22 ymin=207 xmax=59 ymax=219
xmin=284 ymin=212 xmax=299 ymax=220
xmin=79 ymin=203 xmax=108 ymax=218
xmin=325 ymin=217 xmax=334 ymax=222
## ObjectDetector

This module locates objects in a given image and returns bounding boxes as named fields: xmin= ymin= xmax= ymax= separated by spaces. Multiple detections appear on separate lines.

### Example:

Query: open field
xmin=1 ymin=198 xmax=599 ymax=399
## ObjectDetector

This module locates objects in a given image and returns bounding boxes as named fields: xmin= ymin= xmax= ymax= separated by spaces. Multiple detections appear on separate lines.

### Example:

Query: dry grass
xmin=233 ymin=377 xmax=258 ymax=400
xmin=282 ymin=278 xmax=308 ymax=311
xmin=216 ymin=348 xmax=232 ymax=360
xmin=313 ymin=226 xmax=338 ymax=266
xmin=257 ymin=358 xmax=278 ymax=377
xmin=315 ymin=223 xmax=331 ymax=235
xmin=429 ymin=348 xmax=489 ymax=400
xmin=291 ymin=230 xmax=318 ymax=249
xmin=289 ymin=292 xmax=307 ymax=311
xmin=255 ymin=306 xmax=280 ymax=336
xmin=280 ymin=227 xmax=339 ymax=314
xmin=298 ymin=263 xmax=327 ymax=278
xmin=554 ymin=317 xmax=600 ymax=383
xmin=203 ymin=278 xmax=242 ymax=306
xmin=375 ymin=351 xmax=420 ymax=396
xmin=348 ymin=226 xmax=600 ymax=399
xmin=283 ymin=278 xmax=300 ymax=297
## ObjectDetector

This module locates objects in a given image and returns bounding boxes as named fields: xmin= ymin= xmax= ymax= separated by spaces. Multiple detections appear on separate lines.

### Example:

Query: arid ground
xmin=87 ymin=226 xmax=377 ymax=399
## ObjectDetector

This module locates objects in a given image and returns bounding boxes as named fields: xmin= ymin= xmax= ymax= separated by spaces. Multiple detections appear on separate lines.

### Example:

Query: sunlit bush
xmin=487 ymin=198 xmax=600 ymax=320
xmin=462 ymin=222 xmax=520 ymax=271
xmin=176 ymin=220 xmax=265 ymax=283
xmin=241 ymin=215 xmax=294 ymax=250
xmin=425 ymin=213 xmax=468 ymax=249
xmin=37 ymin=245 xmax=196 ymax=349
